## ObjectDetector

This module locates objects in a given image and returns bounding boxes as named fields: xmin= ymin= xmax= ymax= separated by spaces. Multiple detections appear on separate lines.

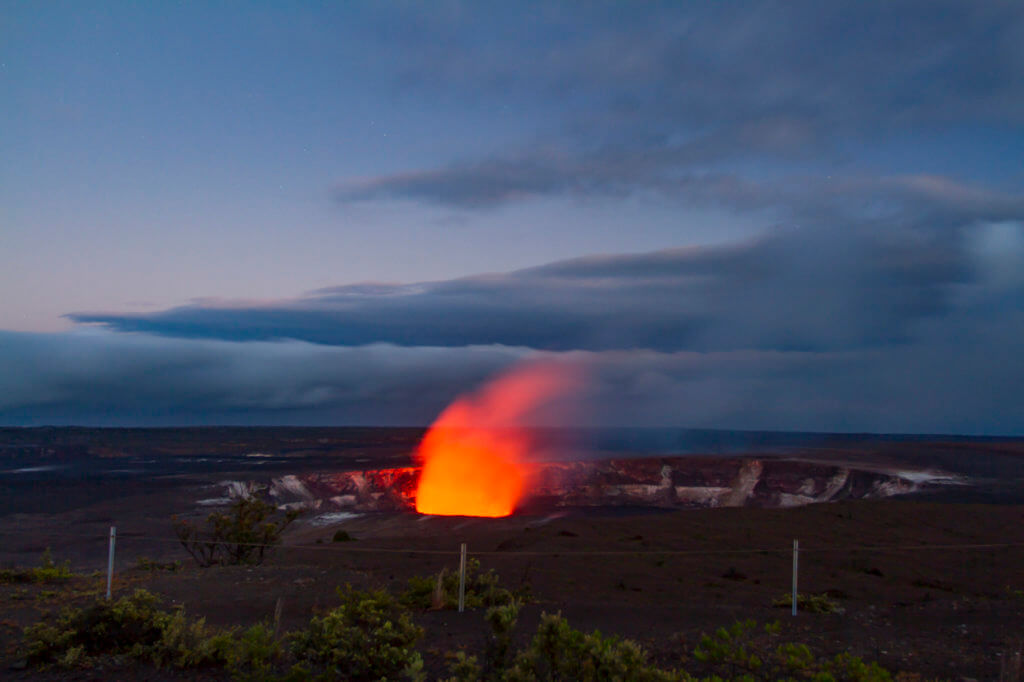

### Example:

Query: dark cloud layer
xmin=7 ymin=2 xmax=1023 ymax=435
xmin=53 ymin=175 xmax=1024 ymax=434
xmin=0 ymin=331 xmax=522 ymax=426
xmin=339 ymin=2 xmax=1024 ymax=208
xmin=2 ymin=329 xmax=1022 ymax=435
xmin=70 ymin=194 xmax=1024 ymax=354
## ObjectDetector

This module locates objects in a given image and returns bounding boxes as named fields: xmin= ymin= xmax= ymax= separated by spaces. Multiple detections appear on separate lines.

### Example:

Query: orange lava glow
xmin=414 ymin=362 xmax=578 ymax=517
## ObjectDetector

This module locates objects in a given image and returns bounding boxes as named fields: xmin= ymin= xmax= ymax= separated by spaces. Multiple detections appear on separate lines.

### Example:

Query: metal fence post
xmin=792 ymin=539 xmax=799 ymax=616
xmin=106 ymin=526 xmax=117 ymax=600
xmin=458 ymin=543 xmax=467 ymax=613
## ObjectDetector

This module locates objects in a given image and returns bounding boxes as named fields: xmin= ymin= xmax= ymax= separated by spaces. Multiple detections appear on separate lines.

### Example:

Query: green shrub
xmin=25 ymin=589 xmax=173 ymax=665
xmin=222 ymin=623 xmax=282 ymax=681
xmin=0 ymin=549 xmax=74 ymax=584
xmin=149 ymin=606 xmax=227 ymax=669
xmin=136 ymin=556 xmax=183 ymax=572
xmin=22 ymin=589 xmax=281 ymax=674
xmin=484 ymin=600 xmax=520 ymax=674
xmin=824 ymin=652 xmax=892 ymax=681
xmin=772 ymin=592 xmax=843 ymax=614
xmin=689 ymin=618 xmax=891 ymax=681
xmin=503 ymin=612 xmax=679 ymax=682
xmin=774 ymin=641 xmax=815 ymax=673
xmin=443 ymin=651 xmax=482 ymax=682
xmin=173 ymin=496 xmax=300 ymax=567
xmin=332 ymin=530 xmax=354 ymax=542
xmin=288 ymin=584 xmax=424 ymax=681
xmin=693 ymin=619 xmax=763 ymax=671
xmin=402 ymin=557 xmax=522 ymax=611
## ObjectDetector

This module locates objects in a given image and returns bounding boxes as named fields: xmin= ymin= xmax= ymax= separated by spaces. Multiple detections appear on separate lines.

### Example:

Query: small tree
xmin=174 ymin=497 xmax=299 ymax=567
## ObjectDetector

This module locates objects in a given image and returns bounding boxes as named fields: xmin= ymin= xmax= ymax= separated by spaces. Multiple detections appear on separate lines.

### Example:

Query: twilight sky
xmin=2 ymin=1 xmax=1023 ymax=433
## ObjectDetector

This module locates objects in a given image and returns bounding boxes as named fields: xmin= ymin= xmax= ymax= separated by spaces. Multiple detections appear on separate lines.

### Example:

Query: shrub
xmin=0 ymin=549 xmax=74 ymax=584
xmin=693 ymin=619 xmax=763 ymax=671
xmin=503 ymin=612 xmax=679 ymax=682
xmin=402 ymin=558 xmax=522 ymax=610
xmin=136 ymin=556 xmax=183 ymax=572
xmin=22 ymin=589 xmax=281 ymax=674
xmin=25 ymin=589 xmax=174 ymax=665
xmin=824 ymin=652 xmax=892 ymax=681
xmin=484 ymin=600 xmax=520 ymax=674
xmin=689 ymin=618 xmax=891 ymax=681
xmin=443 ymin=651 xmax=482 ymax=682
xmin=288 ymin=584 xmax=424 ymax=681
xmin=772 ymin=592 xmax=843 ymax=614
xmin=221 ymin=623 xmax=282 ymax=681
xmin=174 ymin=496 xmax=300 ymax=567
xmin=332 ymin=530 xmax=354 ymax=542
xmin=149 ymin=605 xmax=228 ymax=669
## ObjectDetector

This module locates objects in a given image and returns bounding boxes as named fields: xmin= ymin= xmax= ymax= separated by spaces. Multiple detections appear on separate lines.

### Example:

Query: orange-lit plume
xmin=414 ymin=361 xmax=580 ymax=517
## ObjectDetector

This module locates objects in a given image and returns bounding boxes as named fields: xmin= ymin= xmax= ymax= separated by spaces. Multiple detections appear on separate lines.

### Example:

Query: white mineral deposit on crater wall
xmin=819 ymin=469 xmax=850 ymax=499
xmin=722 ymin=459 xmax=764 ymax=506
xmin=674 ymin=486 xmax=729 ymax=505
xmin=195 ymin=457 xmax=964 ymax=514
xmin=269 ymin=474 xmax=316 ymax=502
xmin=196 ymin=497 xmax=233 ymax=506
xmin=894 ymin=470 xmax=966 ymax=484
xmin=309 ymin=512 xmax=362 ymax=526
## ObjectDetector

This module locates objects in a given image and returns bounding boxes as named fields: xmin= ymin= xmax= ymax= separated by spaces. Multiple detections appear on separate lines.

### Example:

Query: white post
xmin=457 ymin=543 xmax=467 ymax=613
xmin=106 ymin=526 xmax=116 ymax=600
xmin=791 ymin=539 xmax=798 ymax=616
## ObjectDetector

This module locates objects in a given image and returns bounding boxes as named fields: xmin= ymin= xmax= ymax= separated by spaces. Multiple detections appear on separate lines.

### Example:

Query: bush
xmin=136 ymin=556 xmax=182 ymax=572
xmin=332 ymin=530 xmax=354 ymax=542
xmin=503 ymin=612 xmax=679 ymax=682
xmin=150 ymin=605 xmax=230 ymax=669
xmin=690 ymin=618 xmax=891 ymax=681
xmin=174 ymin=496 xmax=300 ymax=567
xmin=484 ymin=600 xmax=520 ymax=675
xmin=402 ymin=558 xmax=522 ymax=611
xmin=288 ymin=584 xmax=424 ymax=681
xmin=772 ymin=592 xmax=843 ymax=614
xmin=693 ymin=619 xmax=764 ymax=671
xmin=25 ymin=589 xmax=202 ymax=667
xmin=22 ymin=589 xmax=284 ymax=675
xmin=0 ymin=549 xmax=74 ymax=584
xmin=221 ymin=623 xmax=282 ymax=681
xmin=443 ymin=650 xmax=482 ymax=681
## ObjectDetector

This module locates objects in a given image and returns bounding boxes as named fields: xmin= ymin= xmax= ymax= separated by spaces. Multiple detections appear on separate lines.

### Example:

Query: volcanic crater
xmin=237 ymin=455 xmax=959 ymax=517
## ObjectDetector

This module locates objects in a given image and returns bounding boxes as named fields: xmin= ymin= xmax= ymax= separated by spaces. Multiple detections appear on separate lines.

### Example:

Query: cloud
xmin=338 ymin=2 xmax=1024 ymax=209
xmin=57 ymin=185 xmax=1024 ymax=434
xmin=69 ymin=197 xmax=1024 ymax=353
xmin=0 ymin=330 xmax=524 ymax=426
xmin=384 ymin=2 xmax=1024 ymax=128
xmin=2 ymin=328 xmax=1022 ymax=434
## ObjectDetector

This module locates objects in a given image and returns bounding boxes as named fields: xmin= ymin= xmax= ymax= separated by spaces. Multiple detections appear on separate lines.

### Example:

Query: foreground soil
xmin=2 ymin=499 xmax=1023 ymax=680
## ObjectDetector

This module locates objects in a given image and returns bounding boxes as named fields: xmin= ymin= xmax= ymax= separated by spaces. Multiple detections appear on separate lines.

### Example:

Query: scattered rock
xmin=722 ymin=567 xmax=747 ymax=581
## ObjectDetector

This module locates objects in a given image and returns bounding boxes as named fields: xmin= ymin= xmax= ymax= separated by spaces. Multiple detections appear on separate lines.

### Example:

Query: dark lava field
xmin=2 ymin=427 xmax=1023 ymax=679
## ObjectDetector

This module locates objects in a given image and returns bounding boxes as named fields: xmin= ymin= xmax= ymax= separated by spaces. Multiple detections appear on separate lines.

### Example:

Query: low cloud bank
xmin=70 ymin=215 xmax=1024 ymax=354
xmin=2 ymin=328 xmax=1021 ymax=435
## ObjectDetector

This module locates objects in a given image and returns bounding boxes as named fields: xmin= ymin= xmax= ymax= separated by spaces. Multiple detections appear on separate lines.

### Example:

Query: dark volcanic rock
xmin=213 ymin=456 xmax=956 ymax=515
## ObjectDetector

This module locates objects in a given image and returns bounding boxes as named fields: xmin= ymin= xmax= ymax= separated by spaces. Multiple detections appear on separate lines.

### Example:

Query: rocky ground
xmin=2 ymin=428 xmax=1023 ymax=679
xmin=2 ymin=499 xmax=1024 ymax=679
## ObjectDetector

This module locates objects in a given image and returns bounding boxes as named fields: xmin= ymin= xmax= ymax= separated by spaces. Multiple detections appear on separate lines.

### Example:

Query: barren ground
xmin=1 ymin=429 xmax=1023 ymax=680
xmin=2 ymin=498 xmax=1024 ymax=680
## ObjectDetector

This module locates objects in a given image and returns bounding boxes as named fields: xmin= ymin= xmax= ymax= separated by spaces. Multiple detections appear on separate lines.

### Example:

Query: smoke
xmin=414 ymin=361 xmax=583 ymax=517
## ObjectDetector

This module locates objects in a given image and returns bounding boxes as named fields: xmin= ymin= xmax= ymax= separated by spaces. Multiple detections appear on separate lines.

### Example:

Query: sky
xmin=2 ymin=1 xmax=1023 ymax=434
